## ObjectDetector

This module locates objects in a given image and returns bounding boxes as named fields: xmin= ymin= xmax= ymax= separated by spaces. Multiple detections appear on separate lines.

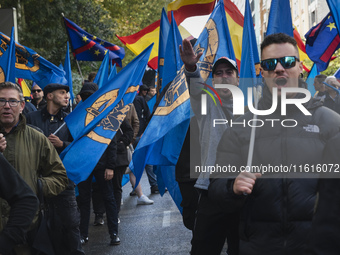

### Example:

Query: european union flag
xmin=60 ymin=45 xmax=152 ymax=184
xmin=0 ymin=32 xmax=67 ymax=88
xmin=239 ymin=0 xmax=262 ymax=103
xmin=327 ymin=0 xmax=340 ymax=35
xmin=266 ymin=0 xmax=294 ymax=37
xmin=63 ymin=17 xmax=125 ymax=67
xmin=305 ymin=13 xmax=340 ymax=72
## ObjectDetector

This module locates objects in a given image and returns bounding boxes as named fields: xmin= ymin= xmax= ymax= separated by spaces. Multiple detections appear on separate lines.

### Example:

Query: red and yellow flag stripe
xmin=224 ymin=0 xmax=244 ymax=70
xmin=167 ymin=0 xmax=216 ymax=24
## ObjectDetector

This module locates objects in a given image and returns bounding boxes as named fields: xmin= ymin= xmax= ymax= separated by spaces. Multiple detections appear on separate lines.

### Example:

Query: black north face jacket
xmin=209 ymin=82 xmax=340 ymax=255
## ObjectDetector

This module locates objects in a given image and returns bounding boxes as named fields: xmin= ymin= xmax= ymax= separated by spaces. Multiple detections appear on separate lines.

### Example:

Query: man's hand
xmin=0 ymin=133 xmax=6 ymax=152
xmin=104 ymin=169 xmax=114 ymax=181
xmin=179 ymin=38 xmax=203 ymax=72
xmin=48 ymin=134 xmax=64 ymax=148
xmin=233 ymin=171 xmax=262 ymax=195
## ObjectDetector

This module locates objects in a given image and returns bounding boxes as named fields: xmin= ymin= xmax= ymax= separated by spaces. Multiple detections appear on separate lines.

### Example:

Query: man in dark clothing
xmin=76 ymin=82 xmax=120 ymax=246
xmin=30 ymin=84 xmax=46 ymax=110
xmin=0 ymin=153 xmax=39 ymax=255
xmin=322 ymin=76 xmax=340 ymax=114
xmin=26 ymin=83 xmax=84 ymax=255
xmin=180 ymin=37 xmax=240 ymax=255
xmin=313 ymin=74 xmax=327 ymax=99
xmin=0 ymin=81 xmax=68 ymax=253
xmin=133 ymin=84 xmax=159 ymax=194
xmin=209 ymin=33 xmax=340 ymax=255
xmin=306 ymin=132 xmax=340 ymax=255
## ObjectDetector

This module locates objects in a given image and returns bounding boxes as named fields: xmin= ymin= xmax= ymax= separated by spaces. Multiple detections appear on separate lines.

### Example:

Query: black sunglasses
xmin=32 ymin=89 xmax=42 ymax=93
xmin=261 ymin=56 xmax=300 ymax=71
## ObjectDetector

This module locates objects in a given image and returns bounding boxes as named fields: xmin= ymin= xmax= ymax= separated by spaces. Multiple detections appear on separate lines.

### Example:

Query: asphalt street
xmin=82 ymin=172 xmax=193 ymax=255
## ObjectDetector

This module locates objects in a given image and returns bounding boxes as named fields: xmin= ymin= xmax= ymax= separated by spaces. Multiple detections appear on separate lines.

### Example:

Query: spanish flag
xmin=167 ymin=0 xmax=216 ymax=24
xmin=116 ymin=0 xmax=215 ymax=70
xmin=293 ymin=27 xmax=312 ymax=72
xmin=17 ymin=78 xmax=32 ymax=98
xmin=224 ymin=0 xmax=244 ymax=70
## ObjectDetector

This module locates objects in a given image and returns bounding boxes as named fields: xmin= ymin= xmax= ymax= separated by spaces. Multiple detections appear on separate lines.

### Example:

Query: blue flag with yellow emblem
xmin=305 ymin=13 xmax=340 ymax=72
xmin=0 ymin=27 xmax=16 ymax=83
xmin=130 ymin=0 xmax=236 ymax=212
xmin=0 ymin=32 xmax=67 ymax=88
xmin=64 ymin=17 xmax=125 ymax=67
xmin=239 ymin=0 xmax=261 ymax=102
xmin=60 ymin=44 xmax=152 ymax=184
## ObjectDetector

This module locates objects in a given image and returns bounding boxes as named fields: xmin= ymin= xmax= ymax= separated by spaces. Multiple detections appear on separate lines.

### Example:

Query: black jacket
xmin=95 ymin=136 xmax=117 ymax=171
xmin=115 ymin=119 xmax=133 ymax=167
xmin=0 ymin=154 xmax=39 ymax=255
xmin=26 ymin=107 xmax=74 ymax=193
xmin=306 ymin=132 xmax=340 ymax=255
xmin=133 ymin=95 xmax=151 ymax=136
xmin=26 ymin=107 xmax=72 ymax=154
xmin=31 ymin=98 xmax=47 ymax=110
xmin=209 ymin=83 xmax=340 ymax=255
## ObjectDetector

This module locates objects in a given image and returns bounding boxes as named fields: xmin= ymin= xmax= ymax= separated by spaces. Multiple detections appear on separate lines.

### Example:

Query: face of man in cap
xmin=0 ymin=88 xmax=25 ymax=133
xmin=31 ymin=84 xmax=43 ymax=101
xmin=47 ymin=89 xmax=70 ymax=108
xmin=212 ymin=62 xmax=239 ymax=100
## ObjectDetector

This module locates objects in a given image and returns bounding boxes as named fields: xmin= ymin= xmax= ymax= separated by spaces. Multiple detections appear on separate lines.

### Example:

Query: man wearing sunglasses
xmin=209 ymin=33 xmax=340 ymax=255
xmin=31 ymin=84 xmax=46 ymax=110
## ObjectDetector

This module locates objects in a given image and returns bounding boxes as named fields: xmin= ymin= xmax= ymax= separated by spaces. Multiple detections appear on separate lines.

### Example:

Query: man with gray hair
xmin=0 ymin=81 xmax=68 ymax=253
xmin=323 ymin=76 xmax=340 ymax=114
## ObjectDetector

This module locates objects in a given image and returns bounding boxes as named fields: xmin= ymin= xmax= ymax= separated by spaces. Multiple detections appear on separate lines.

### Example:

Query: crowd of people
xmin=0 ymin=32 xmax=340 ymax=255
xmin=0 ymin=75 xmax=157 ymax=253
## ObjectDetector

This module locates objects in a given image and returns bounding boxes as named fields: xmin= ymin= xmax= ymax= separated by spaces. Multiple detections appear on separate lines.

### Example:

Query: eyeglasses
xmin=0 ymin=99 xmax=22 ymax=107
xmin=31 ymin=89 xmax=42 ymax=93
xmin=261 ymin=56 xmax=299 ymax=71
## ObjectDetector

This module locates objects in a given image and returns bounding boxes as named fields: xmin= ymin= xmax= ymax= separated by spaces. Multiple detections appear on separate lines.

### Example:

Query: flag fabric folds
xmin=306 ymin=64 xmax=319 ymax=97
xmin=117 ymin=21 xmax=191 ymax=70
xmin=157 ymin=8 xmax=171 ymax=92
xmin=293 ymin=28 xmax=312 ymax=72
xmin=239 ymin=0 xmax=261 ymax=101
xmin=60 ymin=44 xmax=153 ymax=184
xmin=266 ymin=0 xmax=294 ymax=37
xmin=162 ymin=12 xmax=184 ymax=90
xmin=0 ymin=32 xmax=67 ymax=89
xmin=224 ymin=0 xmax=244 ymax=69
xmin=305 ymin=13 xmax=340 ymax=72
xmin=63 ymin=17 xmax=125 ymax=67
xmin=93 ymin=52 xmax=110 ymax=89
xmin=167 ymin=0 xmax=215 ymax=24
xmin=17 ymin=78 xmax=31 ymax=98
xmin=2 ymin=27 xmax=16 ymax=83
xmin=64 ymin=42 xmax=74 ymax=102
xmin=326 ymin=0 xmax=340 ymax=35
xmin=130 ymin=0 xmax=236 ymax=210
xmin=116 ymin=0 xmax=216 ymax=70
